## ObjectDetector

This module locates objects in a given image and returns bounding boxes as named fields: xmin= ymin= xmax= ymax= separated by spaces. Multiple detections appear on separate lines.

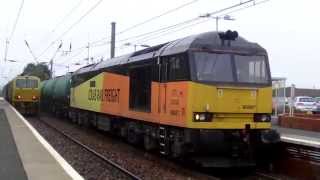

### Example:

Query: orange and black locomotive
xmin=41 ymin=31 xmax=279 ymax=167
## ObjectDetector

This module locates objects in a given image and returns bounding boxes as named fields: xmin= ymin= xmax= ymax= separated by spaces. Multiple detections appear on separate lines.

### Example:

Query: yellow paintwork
xmin=70 ymin=71 xmax=272 ymax=130
xmin=11 ymin=76 xmax=40 ymax=103
xmin=70 ymin=73 xmax=103 ymax=112
xmin=186 ymin=82 xmax=272 ymax=129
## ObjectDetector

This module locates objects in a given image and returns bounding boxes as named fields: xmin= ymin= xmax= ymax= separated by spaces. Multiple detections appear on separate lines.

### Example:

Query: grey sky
xmin=0 ymin=0 xmax=318 ymax=88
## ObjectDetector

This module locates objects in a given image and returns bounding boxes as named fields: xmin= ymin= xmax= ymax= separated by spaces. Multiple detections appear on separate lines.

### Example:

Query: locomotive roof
xmin=15 ymin=75 xmax=40 ymax=80
xmin=73 ymin=31 xmax=266 ymax=76
xmin=155 ymin=31 xmax=266 ymax=56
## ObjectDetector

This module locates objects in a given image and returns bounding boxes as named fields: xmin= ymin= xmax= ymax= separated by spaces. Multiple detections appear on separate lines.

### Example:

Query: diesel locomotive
xmin=3 ymin=75 xmax=40 ymax=115
xmin=41 ymin=31 xmax=279 ymax=167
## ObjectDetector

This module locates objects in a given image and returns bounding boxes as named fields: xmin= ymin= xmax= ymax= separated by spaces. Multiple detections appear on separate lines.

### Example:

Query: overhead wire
xmin=116 ymin=0 xmax=256 ymax=45
xmin=135 ymin=18 xmax=211 ymax=45
xmin=116 ymin=17 xmax=199 ymax=44
xmin=53 ymin=0 xmax=270 ymax=69
xmin=50 ymin=0 xmax=84 ymax=33
xmin=57 ymin=47 xmax=87 ymax=65
xmin=2 ymin=0 xmax=25 ymax=84
xmin=205 ymin=0 xmax=254 ymax=17
xmin=117 ymin=0 xmax=200 ymax=35
xmin=56 ymin=37 xmax=110 ymax=66
xmin=62 ymin=18 xmax=197 ymax=64
xmin=119 ymin=0 xmax=269 ymax=51
xmin=136 ymin=0 xmax=271 ymax=45
xmin=4 ymin=0 xmax=25 ymax=62
xmin=8 ymin=0 xmax=25 ymax=41
xmin=37 ymin=0 xmax=104 ymax=60
xmin=50 ymin=0 xmax=200 ymax=62
xmin=39 ymin=0 xmax=84 ymax=43
xmin=221 ymin=0 xmax=270 ymax=15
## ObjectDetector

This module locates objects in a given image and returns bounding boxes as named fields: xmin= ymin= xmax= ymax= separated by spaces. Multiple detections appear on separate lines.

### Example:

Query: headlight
xmin=254 ymin=114 xmax=271 ymax=122
xmin=193 ymin=112 xmax=213 ymax=122
xmin=260 ymin=115 xmax=268 ymax=122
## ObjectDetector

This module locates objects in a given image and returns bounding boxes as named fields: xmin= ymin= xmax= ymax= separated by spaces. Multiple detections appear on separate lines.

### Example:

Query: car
xmin=314 ymin=97 xmax=320 ymax=112
xmin=294 ymin=96 xmax=317 ymax=112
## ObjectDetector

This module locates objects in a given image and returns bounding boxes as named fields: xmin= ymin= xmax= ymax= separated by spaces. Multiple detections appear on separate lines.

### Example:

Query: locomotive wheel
xmin=144 ymin=135 xmax=156 ymax=151
xmin=77 ymin=113 xmax=83 ymax=125
xmin=127 ymin=128 xmax=138 ymax=144
xmin=72 ymin=111 xmax=78 ymax=123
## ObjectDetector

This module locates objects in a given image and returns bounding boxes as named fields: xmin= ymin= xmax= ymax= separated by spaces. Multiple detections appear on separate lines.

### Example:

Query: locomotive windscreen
xmin=193 ymin=52 xmax=270 ymax=84
xmin=16 ymin=79 xmax=38 ymax=88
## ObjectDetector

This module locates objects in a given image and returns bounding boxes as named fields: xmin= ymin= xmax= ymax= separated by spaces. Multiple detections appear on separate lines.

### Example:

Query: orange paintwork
xmin=158 ymin=82 xmax=188 ymax=127
xmin=97 ymin=72 xmax=188 ymax=127
xmin=72 ymin=72 xmax=271 ymax=129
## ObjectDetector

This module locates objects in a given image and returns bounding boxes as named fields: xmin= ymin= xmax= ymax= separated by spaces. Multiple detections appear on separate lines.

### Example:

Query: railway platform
xmin=273 ymin=124 xmax=320 ymax=148
xmin=0 ymin=97 xmax=83 ymax=180
xmin=272 ymin=124 xmax=320 ymax=179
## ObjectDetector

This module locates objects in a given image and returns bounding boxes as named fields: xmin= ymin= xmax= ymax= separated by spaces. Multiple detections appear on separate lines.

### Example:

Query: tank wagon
xmin=41 ymin=73 xmax=72 ymax=117
xmin=3 ymin=75 xmax=40 ymax=114
xmin=42 ymin=31 xmax=279 ymax=167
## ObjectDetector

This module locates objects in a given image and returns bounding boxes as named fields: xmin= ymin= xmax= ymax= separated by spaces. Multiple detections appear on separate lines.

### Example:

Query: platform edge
xmin=8 ymin=104 xmax=84 ymax=180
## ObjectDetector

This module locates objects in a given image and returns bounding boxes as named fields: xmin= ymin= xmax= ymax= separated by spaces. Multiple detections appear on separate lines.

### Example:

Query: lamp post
xmin=199 ymin=14 xmax=235 ymax=32
xmin=7 ymin=59 xmax=17 ymax=63
xmin=124 ymin=43 xmax=151 ymax=51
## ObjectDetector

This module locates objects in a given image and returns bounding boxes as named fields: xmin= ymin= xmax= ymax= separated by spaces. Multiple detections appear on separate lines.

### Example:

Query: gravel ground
xmin=27 ymin=117 xmax=134 ymax=180
xmin=27 ymin=115 xmax=217 ymax=180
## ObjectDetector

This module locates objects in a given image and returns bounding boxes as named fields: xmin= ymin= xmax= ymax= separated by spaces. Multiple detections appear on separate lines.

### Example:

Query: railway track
xmin=31 ymin=114 xmax=295 ymax=180
xmin=273 ymin=142 xmax=320 ymax=179
xmin=38 ymin=117 xmax=141 ymax=180
xmin=255 ymin=171 xmax=282 ymax=180
xmin=284 ymin=142 xmax=320 ymax=164
xmin=31 ymin=115 xmax=219 ymax=180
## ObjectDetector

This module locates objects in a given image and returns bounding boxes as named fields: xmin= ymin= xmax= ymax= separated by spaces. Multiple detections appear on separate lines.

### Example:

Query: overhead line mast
xmin=24 ymin=40 xmax=39 ymax=63
xmin=4 ymin=0 xmax=24 ymax=62
xmin=50 ymin=42 xmax=63 ymax=79
xmin=110 ymin=22 xmax=116 ymax=58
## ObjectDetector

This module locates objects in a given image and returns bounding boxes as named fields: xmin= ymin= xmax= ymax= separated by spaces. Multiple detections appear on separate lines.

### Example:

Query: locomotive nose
xmin=215 ymin=88 xmax=257 ymax=113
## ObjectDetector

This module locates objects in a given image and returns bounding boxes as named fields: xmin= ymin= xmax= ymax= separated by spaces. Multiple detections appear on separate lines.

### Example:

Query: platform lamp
xmin=199 ymin=14 xmax=235 ymax=32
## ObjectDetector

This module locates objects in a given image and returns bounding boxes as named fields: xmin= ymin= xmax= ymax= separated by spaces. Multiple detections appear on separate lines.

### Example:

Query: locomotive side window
xmin=129 ymin=64 xmax=152 ymax=112
xmin=161 ymin=54 xmax=189 ymax=82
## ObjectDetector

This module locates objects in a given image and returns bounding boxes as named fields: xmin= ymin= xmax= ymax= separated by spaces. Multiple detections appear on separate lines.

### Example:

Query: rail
xmin=255 ymin=171 xmax=282 ymax=180
xmin=283 ymin=142 xmax=320 ymax=164
xmin=39 ymin=118 xmax=142 ymax=180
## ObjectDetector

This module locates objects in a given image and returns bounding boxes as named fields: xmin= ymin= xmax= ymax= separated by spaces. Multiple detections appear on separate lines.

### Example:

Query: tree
xmin=21 ymin=63 xmax=50 ymax=81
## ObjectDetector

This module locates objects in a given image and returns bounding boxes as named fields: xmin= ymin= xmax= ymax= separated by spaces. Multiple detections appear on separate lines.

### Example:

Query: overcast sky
xmin=0 ymin=0 xmax=319 ymax=88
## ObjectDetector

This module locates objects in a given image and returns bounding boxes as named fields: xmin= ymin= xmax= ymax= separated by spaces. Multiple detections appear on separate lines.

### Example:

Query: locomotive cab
xmin=154 ymin=31 xmax=278 ymax=163
xmin=187 ymin=50 xmax=272 ymax=128
xmin=4 ymin=76 xmax=40 ymax=115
